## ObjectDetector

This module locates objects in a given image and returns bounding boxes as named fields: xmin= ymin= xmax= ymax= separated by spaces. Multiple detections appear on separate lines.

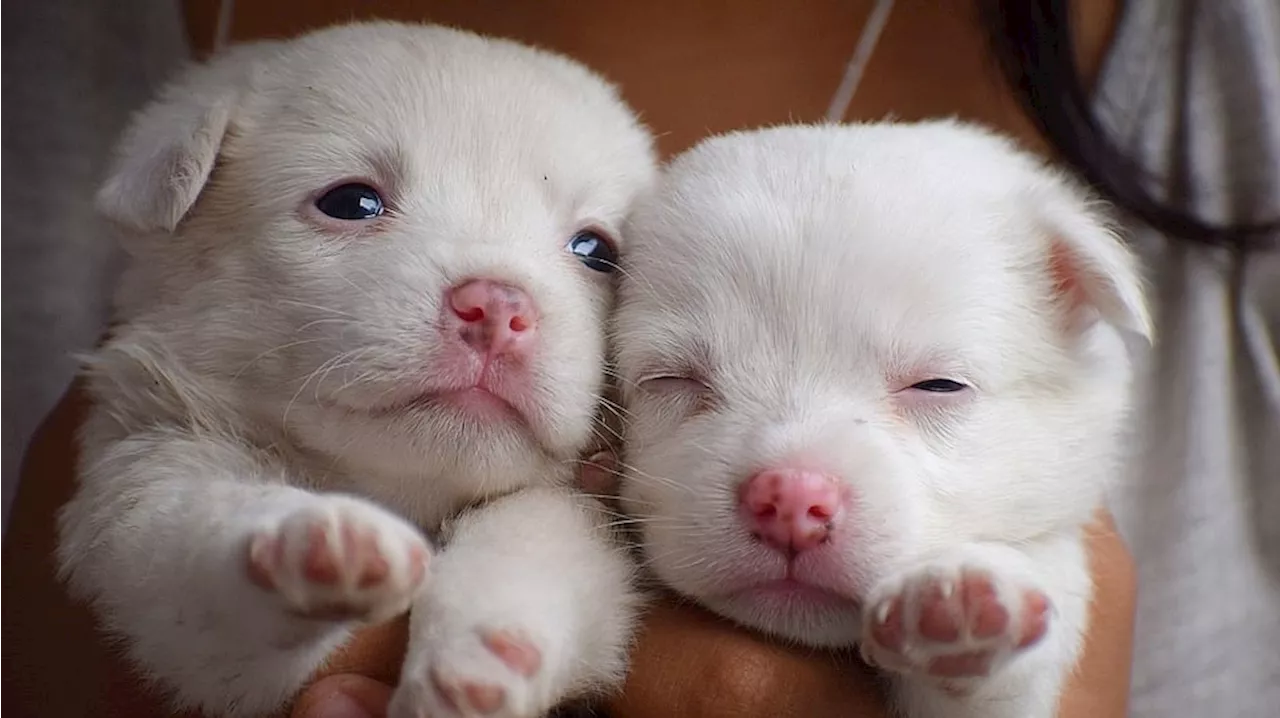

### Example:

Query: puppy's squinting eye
xmin=909 ymin=379 xmax=968 ymax=393
xmin=315 ymin=183 xmax=384 ymax=220
xmin=567 ymin=231 xmax=618 ymax=273
xmin=639 ymin=375 xmax=710 ymax=395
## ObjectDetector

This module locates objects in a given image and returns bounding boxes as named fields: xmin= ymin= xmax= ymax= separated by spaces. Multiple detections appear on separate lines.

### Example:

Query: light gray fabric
xmin=1093 ymin=1 xmax=1280 ymax=715
xmin=1 ymin=0 xmax=189 ymax=531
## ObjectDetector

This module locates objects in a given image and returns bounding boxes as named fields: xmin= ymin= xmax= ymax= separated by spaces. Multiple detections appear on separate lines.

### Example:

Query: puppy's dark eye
xmin=567 ymin=231 xmax=618 ymax=273
xmin=315 ymin=183 xmax=384 ymax=220
xmin=909 ymin=379 xmax=968 ymax=393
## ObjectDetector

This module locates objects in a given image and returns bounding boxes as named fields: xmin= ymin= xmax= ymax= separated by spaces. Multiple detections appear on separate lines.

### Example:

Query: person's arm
xmin=1058 ymin=510 xmax=1136 ymax=717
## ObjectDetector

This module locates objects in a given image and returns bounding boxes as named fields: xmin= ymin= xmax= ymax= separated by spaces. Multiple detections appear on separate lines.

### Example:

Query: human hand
xmin=282 ymin=600 xmax=885 ymax=718
xmin=290 ymin=676 xmax=395 ymax=718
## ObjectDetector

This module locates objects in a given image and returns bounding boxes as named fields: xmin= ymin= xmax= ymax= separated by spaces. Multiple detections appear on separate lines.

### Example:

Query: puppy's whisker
xmin=597 ymin=396 xmax=635 ymax=421
xmin=281 ymin=347 xmax=369 ymax=426
xmin=577 ymin=501 xmax=672 ymax=524
xmin=567 ymin=463 xmax=658 ymax=498
xmin=295 ymin=317 xmax=358 ymax=335
xmin=572 ymin=494 xmax=629 ymax=510
xmin=334 ymin=272 xmax=380 ymax=306
xmin=600 ymin=512 xmax=677 ymax=525
xmin=311 ymin=347 xmax=376 ymax=403
xmin=601 ymin=366 xmax=643 ymax=393
xmin=637 ymin=542 xmax=709 ymax=571
xmin=613 ymin=460 xmax=692 ymax=496
xmin=233 ymin=338 xmax=327 ymax=379
xmin=682 ymin=438 xmax=719 ymax=459
xmin=276 ymin=299 xmax=359 ymax=319
xmin=594 ymin=495 xmax=659 ymax=510
xmin=308 ymin=359 xmax=364 ymax=405
xmin=588 ymin=422 xmax=624 ymax=446
xmin=281 ymin=367 xmax=330 ymax=427
xmin=602 ymin=517 xmax=680 ymax=531
xmin=343 ymin=267 xmax=398 ymax=308
xmin=598 ymin=259 xmax=659 ymax=301
xmin=332 ymin=365 xmax=386 ymax=397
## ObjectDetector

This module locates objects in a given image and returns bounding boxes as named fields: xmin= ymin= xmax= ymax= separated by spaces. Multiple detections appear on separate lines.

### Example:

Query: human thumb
xmin=290 ymin=674 xmax=394 ymax=718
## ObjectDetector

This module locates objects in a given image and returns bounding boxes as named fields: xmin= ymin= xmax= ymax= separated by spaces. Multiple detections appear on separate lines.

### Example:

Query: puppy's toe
xmin=246 ymin=497 xmax=430 ymax=622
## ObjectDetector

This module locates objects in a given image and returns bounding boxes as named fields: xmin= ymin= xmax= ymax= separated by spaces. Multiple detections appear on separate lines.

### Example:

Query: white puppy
xmin=613 ymin=121 xmax=1150 ymax=718
xmin=55 ymin=21 xmax=655 ymax=718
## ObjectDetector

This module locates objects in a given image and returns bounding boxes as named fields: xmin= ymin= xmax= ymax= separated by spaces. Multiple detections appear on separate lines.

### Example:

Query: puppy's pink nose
xmin=445 ymin=279 xmax=538 ymax=356
xmin=740 ymin=469 xmax=843 ymax=554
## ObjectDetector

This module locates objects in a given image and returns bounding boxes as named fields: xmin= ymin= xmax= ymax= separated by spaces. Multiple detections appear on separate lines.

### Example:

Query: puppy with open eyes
xmin=613 ymin=120 xmax=1150 ymax=718
xmin=54 ymin=21 xmax=655 ymax=718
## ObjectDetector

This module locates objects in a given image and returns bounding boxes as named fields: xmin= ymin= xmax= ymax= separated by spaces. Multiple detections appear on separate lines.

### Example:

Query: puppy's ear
xmin=96 ymin=44 xmax=270 ymax=233
xmin=1033 ymin=181 xmax=1153 ymax=343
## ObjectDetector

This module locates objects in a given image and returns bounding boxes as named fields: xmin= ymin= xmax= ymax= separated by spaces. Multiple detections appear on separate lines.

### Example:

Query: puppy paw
xmin=861 ymin=560 xmax=1050 ymax=683
xmin=390 ymin=625 xmax=553 ymax=718
xmin=247 ymin=497 xmax=430 ymax=622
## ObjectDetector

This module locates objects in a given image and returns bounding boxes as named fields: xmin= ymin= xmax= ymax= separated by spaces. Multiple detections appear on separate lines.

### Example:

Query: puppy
xmin=612 ymin=120 xmax=1150 ymax=718
xmin=55 ymin=21 xmax=655 ymax=718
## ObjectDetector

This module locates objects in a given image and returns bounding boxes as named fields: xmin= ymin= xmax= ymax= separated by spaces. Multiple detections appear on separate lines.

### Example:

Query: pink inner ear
xmin=1047 ymin=240 xmax=1096 ymax=334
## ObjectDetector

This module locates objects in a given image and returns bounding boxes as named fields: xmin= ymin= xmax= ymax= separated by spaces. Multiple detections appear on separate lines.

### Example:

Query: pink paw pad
xmin=431 ymin=669 xmax=506 ymax=715
xmin=870 ymin=596 xmax=907 ymax=651
xmin=867 ymin=568 xmax=1051 ymax=680
xmin=245 ymin=507 xmax=429 ymax=621
xmin=249 ymin=520 xmax=395 ymax=591
xmin=928 ymin=651 xmax=995 ymax=678
xmin=1017 ymin=590 xmax=1051 ymax=648
xmin=247 ymin=538 xmax=280 ymax=590
xmin=481 ymin=628 xmax=543 ymax=677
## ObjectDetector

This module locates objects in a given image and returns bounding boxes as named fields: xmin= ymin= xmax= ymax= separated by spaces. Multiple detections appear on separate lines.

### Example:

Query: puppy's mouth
xmin=368 ymin=386 xmax=524 ymax=423
xmin=721 ymin=577 xmax=861 ymax=612
xmin=695 ymin=547 xmax=866 ymax=615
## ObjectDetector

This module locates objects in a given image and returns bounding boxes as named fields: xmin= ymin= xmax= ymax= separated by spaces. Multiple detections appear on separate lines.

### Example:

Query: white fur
xmin=613 ymin=121 xmax=1150 ymax=718
xmin=56 ymin=21 xmax=654 ymax=718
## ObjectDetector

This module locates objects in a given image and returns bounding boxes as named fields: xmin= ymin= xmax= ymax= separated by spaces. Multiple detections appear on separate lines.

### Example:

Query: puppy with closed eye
xmin=55 ymin=21 xmax=655 ymax=718
xmin=613 ymin=120 xmax=1149 ymax=718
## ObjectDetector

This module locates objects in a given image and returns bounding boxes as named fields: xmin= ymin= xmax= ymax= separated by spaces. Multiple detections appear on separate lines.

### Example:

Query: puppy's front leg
xmin=390 ymin=487 xmax=638 ymax=718
xmin=57 ymin=426 xmax=430 ymax=717
xmin=860 ymin=538 xmax=1091 ymax=718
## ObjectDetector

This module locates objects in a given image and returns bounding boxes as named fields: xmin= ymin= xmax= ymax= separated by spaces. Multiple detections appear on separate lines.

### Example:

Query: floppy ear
xmin=96 ymin=44 xmax=270 ymax=233
xmin=1033 ymin=180 xmax=1154 ymax=343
